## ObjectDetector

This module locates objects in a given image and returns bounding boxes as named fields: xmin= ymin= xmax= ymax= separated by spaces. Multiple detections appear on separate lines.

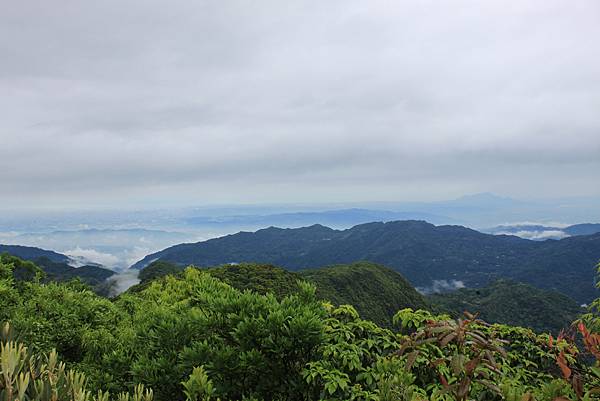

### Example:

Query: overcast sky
xmin=1 ymin=0 xmax=599 ymax=209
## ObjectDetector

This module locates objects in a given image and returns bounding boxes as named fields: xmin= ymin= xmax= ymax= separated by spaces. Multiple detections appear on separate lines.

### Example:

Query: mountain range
xmin=1 ymin=234 xmax=588 ymax=333
xmin=0 ymin=244 xmax=115 ymax=287
xmin=132 ymin=220 xmax=600 ymax=304
xmin=0 ymin=244 xmax=71 ymax=264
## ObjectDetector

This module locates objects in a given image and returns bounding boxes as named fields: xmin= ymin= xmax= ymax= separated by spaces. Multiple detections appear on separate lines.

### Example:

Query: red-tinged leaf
xmin=557 ymin=351 xmax=572 ymax=379
xmin=464 ymin=356 xmax=481 ymax=375
xmin=578 ymin=321 xmax=587 ymax=336
xmin=440 ymin=332 xmax=457 ymax=347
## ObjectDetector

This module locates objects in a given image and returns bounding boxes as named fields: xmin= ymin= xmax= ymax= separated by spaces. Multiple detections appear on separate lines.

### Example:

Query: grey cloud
xmin=1 ymin=0 xmax=599 ymax=208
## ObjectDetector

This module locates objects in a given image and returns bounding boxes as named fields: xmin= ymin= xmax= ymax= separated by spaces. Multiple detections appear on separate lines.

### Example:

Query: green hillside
xmin=137 ymin=260 xmax=583 ymax=331
xmin=208 ymin=263 xmax=302 ymax=299
xmin=2 ymin=254 xmax=599 ymax=401
xmin=0 ymin=244 xmax=115 ymax=288
xmin=429 ymin=279 xmax=584 ymax=334
xmin=137 ymin=260 xmax=428 ymax=327
xmin=207 ymin=262 xmax=430 ymax=327
xmin=300 ymin=261 xmax=429 ymax=326
xmin=0 ymin=252 xmax=114 ymax=289
xmin=138 ymin=259 xmax=183 ymax=283
xmin=135 ymin=260 xmax=302 ymax=296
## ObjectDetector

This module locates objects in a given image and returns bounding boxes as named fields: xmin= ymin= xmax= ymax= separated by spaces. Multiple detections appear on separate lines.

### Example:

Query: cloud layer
xmin=1 ymin=0 xmax=599 ymax=208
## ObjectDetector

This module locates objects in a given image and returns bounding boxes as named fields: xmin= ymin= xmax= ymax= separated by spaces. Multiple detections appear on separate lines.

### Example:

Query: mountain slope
xmin=207 ymin=263 xmax=303 ymax=299
xmin=565 ymin=223 xmax=600 ymax=236
xmin=300 ymin=261 xmax=429 ymax=326
xmin=135 ymin=260 xmax=428 ymax=327
xmin=34 ymin=256 xmax=115 ymax=286
xmin=0 ymin=245 xmax=114 ymax=287
xmin=132 ymin=221 xmax=600 ymax=304
xmin=135 ymin=260 xmax=581 ymax=330
xmin=0 ymin=244 xmax=71 ymax=263
xmin=429 ymin=280 xmax=584 ymax=333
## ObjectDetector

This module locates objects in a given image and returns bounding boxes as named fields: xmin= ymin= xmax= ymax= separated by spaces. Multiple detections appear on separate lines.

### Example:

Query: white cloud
xmin=417 ymin=279 xmax=466 ymax=295
xmin=511 ymin=230 xmax=569 ymax=240
xmin=495 ymin=229 xmax=570 ymax=240
xmin=105 ymin=269 xmax=140 ymax=295
xmin=63 ymin=247 xmax=120 ymax=268
xmin=0 ymin=232 xmax=19 ymax=240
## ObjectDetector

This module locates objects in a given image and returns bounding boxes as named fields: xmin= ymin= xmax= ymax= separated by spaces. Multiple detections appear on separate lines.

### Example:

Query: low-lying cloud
xmin=416 ymin=279 xmax=466 ymax=295
xmin=65 ymin=247 xmax=121 ymax=268
xmin=498 ymin=230 xmax=569 ymax=240
xmin=105 ymin=269 xmax=140 ymax=296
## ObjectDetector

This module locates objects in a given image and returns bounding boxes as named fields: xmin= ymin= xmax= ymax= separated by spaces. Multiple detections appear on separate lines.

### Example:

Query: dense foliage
xmin=2 ymin=256 xmax=600 ymax=401
xmin=430 ymin=280 xmax=584 ymax=334
xmin=138 ymin=261 xmax=586 ymax=333
xmin=132 ymin=221 xmax=600 ymax=304
xmin=0 ymin=322 xmax=154 ymax=401
xmin=137 ymin=260 xmax=184 ymax=284
xmin=300 ymin=262 xmax=429 ymax=327
xmin=137 ymin=261 xmax=428 ymax=327
xmin=207 ymin=263 xmax=302 ymax=299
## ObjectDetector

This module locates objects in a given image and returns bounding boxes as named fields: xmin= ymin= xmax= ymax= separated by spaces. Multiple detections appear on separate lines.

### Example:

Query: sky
xmin=1 ymin=0 xmax=599 ymax=210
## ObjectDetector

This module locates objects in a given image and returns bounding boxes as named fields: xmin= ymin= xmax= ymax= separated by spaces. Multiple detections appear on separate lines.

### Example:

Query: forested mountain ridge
xmin=0 ymin=243 xmax=71 ymax=263
xmin=34 ymin=256 xmax=115 ymax=287
xmin=136 ymin=260 xmax=578 ymax=332
xmin=566 ymin=223 xmax=600 ymax=236
xmin=429 ymin=279 xmax=584 ymax=334
xmin=0 ymin=244 xmax=115 ymax=287
xmin=299 ymin=262 xmax=429 ymax=326
xmin=136 ymin=260 xmax=429 ymax=327
xmin=132 ymin=220 xmax=600 ymax=303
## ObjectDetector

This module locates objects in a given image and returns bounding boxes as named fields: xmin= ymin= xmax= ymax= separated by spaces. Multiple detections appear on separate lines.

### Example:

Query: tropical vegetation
xmin=2 ymin=255 xmax=600 ymax=400
xmin=429 ymin=280 xmax=584 ymax=334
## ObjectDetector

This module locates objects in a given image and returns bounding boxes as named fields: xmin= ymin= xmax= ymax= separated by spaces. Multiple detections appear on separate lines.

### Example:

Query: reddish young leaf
xmin=557 ymin=351 xmax=572 ymax=379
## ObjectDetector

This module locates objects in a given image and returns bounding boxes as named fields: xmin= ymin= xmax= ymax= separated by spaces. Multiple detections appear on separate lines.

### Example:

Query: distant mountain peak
xmin=454 ymin=193 xmax=519 ymax=204
xmin=458 ymin=192 xmax=508 ymax=200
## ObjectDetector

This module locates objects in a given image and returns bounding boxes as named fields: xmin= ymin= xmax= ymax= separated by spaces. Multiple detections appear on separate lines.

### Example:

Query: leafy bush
xmin=0 ymin=322 xmax=153 ymax=401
